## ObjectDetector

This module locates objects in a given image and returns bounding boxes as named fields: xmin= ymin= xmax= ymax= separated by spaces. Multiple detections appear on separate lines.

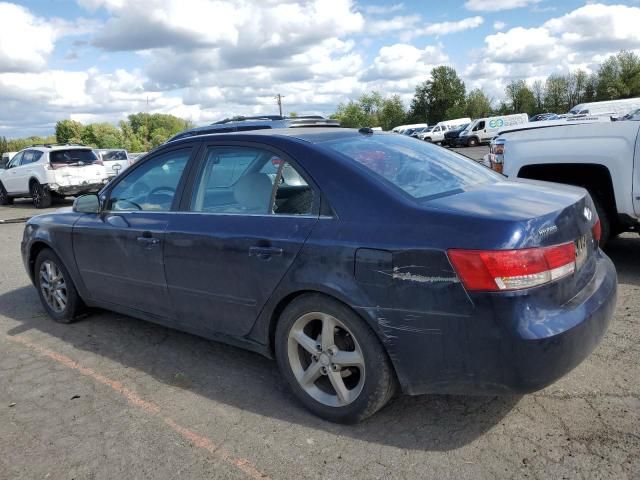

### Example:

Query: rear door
xmin=73 ymin=145 xmax=195 ymax=319
xmin=164 ymin=142 xmax=319 ymax=337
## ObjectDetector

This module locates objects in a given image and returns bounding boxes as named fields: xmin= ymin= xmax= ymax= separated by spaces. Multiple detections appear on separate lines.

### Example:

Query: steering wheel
xmin=148 ymin=186 xmax=176 ymax=196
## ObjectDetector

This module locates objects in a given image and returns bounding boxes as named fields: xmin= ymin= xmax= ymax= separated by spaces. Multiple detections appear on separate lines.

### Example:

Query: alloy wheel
xmin=39 ymin=260 xmax=67 ymax=313
xmin=287 ymin=312 xmax=365 ymax=407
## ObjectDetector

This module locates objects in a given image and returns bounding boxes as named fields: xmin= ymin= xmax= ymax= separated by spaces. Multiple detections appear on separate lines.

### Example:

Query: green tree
xmin=410 ymin=66 xmax=466 ymax=124
xmin=596 ymin=50 xmax=640 ymax=100
xmin=465 ymin=89 xmax=492 ymax=118
xmin=331 ymin=100 xmax=369 ymax=128
xmin=544 ymin=74 xmax=570 ymax=113
xmin=55 ymin=120 xmax=84 ymax=144
xmin=505 ymin=80 xmax=535 ymax=114
xmin=531 ymin=80 xmax=545 ymax=114
xmin=379 ymin=95 xmax=406 ymax=131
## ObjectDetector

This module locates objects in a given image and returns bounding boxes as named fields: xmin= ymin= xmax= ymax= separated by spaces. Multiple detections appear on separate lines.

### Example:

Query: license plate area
xmin=575 ymin=233 xmax=590 ymax=271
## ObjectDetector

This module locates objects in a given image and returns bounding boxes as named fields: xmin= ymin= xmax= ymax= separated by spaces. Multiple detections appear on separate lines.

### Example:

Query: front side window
xmin=321 ymin=133 xmax=500 ymax=201
xmin=8 ymin=152 xmax=23 ymax=168
xmin=190 ymin=146 xmax=314 ymax=216
xmin=108 ymin=148 xmax=191 ymax=211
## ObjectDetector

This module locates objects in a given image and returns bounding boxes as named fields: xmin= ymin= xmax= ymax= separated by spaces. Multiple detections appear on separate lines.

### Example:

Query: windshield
xmin=50 ymin=149 xmax=99 ymax=165
xmin=321 ymin=133 xmax=500 ymax=200
xmin=100 ymin=150 xmax=128 ymax=161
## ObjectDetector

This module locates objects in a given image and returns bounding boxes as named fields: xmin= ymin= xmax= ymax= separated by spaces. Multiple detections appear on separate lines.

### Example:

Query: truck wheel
xmin=0 ymin=182 xmax=14 ymax=205
xmin=424 ymin=137 xmax=432 ymax=142
xmin=467 ymin=137 xmax=478 ymax=147
xmin=590 ymin=193 xmax=610 ymax=248
xmin=30 ymin=181 xmax=52 ymax=209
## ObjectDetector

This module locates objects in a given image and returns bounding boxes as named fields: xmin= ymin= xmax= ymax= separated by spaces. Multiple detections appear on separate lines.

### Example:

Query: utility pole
xmin=274 ymin=94 xmax=284 ymax=117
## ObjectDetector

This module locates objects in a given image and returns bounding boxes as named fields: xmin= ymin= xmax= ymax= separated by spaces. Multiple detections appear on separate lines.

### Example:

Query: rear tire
xmin=275 ymin=294 xmax=397 ymax=423
xmin=30 ymin=181 xmax=52 ymax=209
xmin=34 ymin=248 xmax=85 ymax=323
xmin=0 ymin=182 xmax=13 ymax=205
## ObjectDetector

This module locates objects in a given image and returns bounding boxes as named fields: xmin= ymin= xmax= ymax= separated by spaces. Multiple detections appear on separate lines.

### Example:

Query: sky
xmin=0 ymin=0 xmax=639 ymax=137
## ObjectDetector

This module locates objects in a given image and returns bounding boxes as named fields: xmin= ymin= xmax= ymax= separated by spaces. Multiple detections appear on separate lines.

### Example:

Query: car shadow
xmin=0 ymin=285 xmax=520 ymax=452
xmin=604 ymin=234 xmax=640 ymax=286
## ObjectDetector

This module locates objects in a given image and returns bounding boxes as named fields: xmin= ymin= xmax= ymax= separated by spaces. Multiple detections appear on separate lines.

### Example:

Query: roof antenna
xmin=358 ymin=127 xmax=374 ymax=135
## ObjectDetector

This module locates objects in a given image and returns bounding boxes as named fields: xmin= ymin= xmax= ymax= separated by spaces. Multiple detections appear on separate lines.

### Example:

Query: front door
xmin=73 ymin=146 xmax=194 ymax=319
xmin=2 ymin=152 xmax=24 ymax=193
xmin=164 ymin=144 xmax=318 ymax=337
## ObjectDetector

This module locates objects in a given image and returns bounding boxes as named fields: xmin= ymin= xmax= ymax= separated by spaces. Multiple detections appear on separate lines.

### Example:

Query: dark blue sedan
xmin=21 ymin=128 xmax=617 ymax=423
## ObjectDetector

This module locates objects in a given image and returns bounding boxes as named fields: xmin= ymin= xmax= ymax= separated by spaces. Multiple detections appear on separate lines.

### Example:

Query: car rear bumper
xmin=49 ymin=181 xmax=107 ymax=195
xmin=357 ymin=251 xmax=617 ymax=396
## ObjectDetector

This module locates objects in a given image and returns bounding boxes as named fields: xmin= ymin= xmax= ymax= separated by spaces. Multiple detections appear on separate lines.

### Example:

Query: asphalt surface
xmin=0 ymin=143 xmax=638 ymax=479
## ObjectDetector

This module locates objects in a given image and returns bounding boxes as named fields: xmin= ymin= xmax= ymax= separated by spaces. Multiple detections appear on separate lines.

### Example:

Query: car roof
xmin=169 ymin=127 xmax=379 ymax=146
xmin=23 ymin=144 xmax=93 ymax=152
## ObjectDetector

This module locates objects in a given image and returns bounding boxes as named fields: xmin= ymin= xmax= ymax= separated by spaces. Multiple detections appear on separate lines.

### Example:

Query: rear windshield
xmin=50 ymin=149 xmax=99 ymax=165
xmin=321 ymin=134 xmax=500 ymax=200
xmin=100 ymin=150 xmax=128 ymax=161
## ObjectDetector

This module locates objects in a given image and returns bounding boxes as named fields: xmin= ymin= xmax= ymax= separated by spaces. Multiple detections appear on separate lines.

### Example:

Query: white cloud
xmin=465 ymin=0 xmax=541 ymax=12
xmin=363 ymin=3 xmax=404 ymax=15
xmin=493 ymin=20 xmax=506 ymax=30
xmin=82 ymin=0 xmax=364 ymax=52
xmin=544 ymin=3 xmax=640 ymax=52
xmin=0 ymin=3 xmax=56 ymax=73
xmin=367 ymin=14 xmax=420 ymax=34
xmin=404 ymin=16 xmax=484 ymax=40
xmin=365 ymin=43 xmax=448 ymax=81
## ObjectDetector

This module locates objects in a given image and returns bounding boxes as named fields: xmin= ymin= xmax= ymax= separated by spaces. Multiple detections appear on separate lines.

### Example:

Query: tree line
xmin=0 ymin=113 xmax=194 ymax=158
xmin=331 ymin=50 xmax=640 ymax=128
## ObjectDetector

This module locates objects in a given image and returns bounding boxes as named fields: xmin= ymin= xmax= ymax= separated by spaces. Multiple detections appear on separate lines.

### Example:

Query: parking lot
xmin=0 ymin=144 xmax=638 ymax=479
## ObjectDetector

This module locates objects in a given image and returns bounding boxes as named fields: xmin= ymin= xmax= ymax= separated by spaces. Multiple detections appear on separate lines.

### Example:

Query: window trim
xmin=100 ymin=142 xmax=201 ymax=214
xmin=179 ymin=140 xmax=321 ymax=218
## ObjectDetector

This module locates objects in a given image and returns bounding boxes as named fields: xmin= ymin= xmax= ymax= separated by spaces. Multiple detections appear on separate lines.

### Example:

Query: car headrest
xmin=233 ymin=173 xmax=273 ymax=213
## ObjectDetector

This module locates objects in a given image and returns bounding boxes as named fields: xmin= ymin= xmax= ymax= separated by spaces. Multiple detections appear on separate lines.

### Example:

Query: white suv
xmin=0 ymin=144 xmax=109 ymax=208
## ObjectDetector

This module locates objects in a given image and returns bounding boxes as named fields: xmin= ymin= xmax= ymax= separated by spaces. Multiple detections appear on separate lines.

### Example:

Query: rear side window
xmin=100 ymin=150 xmax=128 ymax=161
xmin=50 ymin=149 xmax=99 ymax=165
xmin=321 ymin=134 xmax=500 ymax=200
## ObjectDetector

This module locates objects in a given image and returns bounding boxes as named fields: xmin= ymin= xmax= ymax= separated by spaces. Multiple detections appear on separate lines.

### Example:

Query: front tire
xmin=467 ymin=137 xmax=479 ymax=147
xmin=30 ymin=181 xmax=52 ymax=209
xmin=275 ymin=294 xmax=397 ymax=423
xmin=0 ymin=182 xmax=13 ymax=205
xmin=34 ymin=249 xmax=85 ymax=323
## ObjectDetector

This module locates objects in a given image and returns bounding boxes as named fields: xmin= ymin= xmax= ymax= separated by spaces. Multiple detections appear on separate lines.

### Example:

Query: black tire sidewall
xmin=0 ymin=182 xmax=12 ymax=205
xmin=31 ymin=181 xmax=52 ymax=209
xmin=34 ymin=249 xmax=82 ymax=323
xmin=275 ymin=294 xmax=396 ymax=423
xmin=467 ymin=137 xmax=478 ymax=147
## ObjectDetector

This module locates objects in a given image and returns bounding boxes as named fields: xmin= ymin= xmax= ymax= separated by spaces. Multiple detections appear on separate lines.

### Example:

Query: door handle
xmin=137 ymin=236 xmax=160 ymax=246
xmin=249 ymin=246 xmax=283 ymax=259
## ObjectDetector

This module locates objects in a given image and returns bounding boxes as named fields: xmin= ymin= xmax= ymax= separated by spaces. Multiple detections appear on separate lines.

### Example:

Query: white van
xmin=457 ymin=113 xmax=528 ymax=147
xmin=392 ymin=123 xmax=428 ymax=133
xmin=420 ymin=117 xmax=471 ymax=143
xmin=569 ymin=98 xmax=640 ymax=117
xmin=1 ymin=152 xmax=17 ymax=170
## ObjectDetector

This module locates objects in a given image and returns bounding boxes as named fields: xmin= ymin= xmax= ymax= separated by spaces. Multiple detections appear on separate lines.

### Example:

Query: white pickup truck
xmin=487 ymin=121 xmax=640 ymax=245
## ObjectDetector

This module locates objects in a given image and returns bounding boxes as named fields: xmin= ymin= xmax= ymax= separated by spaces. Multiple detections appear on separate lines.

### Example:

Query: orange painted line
xmin=6 ymin=334 xmax=270 ymax=480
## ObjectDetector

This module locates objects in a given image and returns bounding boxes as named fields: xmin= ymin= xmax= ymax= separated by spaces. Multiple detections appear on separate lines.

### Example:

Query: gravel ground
xmin=0 ymin=143 xmax=638 ymax=479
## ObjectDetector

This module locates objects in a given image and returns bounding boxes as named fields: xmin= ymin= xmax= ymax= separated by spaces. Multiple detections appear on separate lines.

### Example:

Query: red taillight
xmin=592 ymin=218 xmax=602 ymax=243
xmin=448 ymin=242 xmax=576 ymax=292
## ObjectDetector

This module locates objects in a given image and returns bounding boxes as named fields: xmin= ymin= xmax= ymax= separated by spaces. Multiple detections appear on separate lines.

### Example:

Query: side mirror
xmin=73 ymin=194 xmax=101 ymax=213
